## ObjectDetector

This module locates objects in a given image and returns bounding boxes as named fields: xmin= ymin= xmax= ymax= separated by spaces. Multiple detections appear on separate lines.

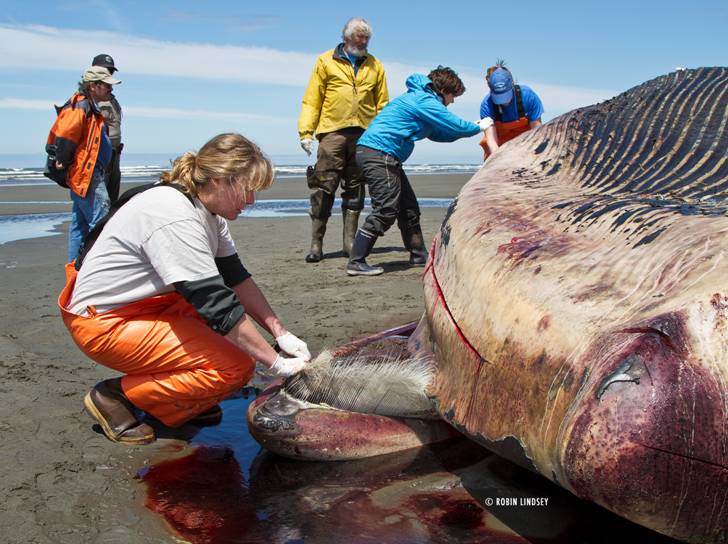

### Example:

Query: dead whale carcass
xmin=421 ymin=66 xmax=727 ymax=544
xmin=249 ymin=68 xmax=728 ymax=543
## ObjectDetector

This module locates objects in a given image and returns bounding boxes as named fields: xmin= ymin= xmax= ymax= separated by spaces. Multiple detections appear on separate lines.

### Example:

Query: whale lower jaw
xmin=247 ymin=387 xmax=460 ymax=461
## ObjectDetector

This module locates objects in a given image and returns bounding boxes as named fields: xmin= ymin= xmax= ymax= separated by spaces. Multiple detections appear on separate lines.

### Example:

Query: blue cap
xmin=488 ymin=68 xmax=514 ymax=105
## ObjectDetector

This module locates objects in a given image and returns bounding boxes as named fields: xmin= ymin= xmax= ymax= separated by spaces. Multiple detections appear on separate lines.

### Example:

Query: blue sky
xmin=1 ymin=0 xmax=726 ymax=165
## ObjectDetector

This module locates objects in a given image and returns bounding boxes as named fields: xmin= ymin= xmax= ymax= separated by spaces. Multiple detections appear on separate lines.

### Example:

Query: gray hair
xmin=342 ymin=17 xmax=372 ymax=40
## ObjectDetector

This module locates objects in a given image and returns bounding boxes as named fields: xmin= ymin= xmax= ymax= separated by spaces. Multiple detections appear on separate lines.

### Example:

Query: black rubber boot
xmin=305 ymin=218 xmax=327 ymax=263
xmin=342 ymin=209 xmax=360 ymax=257
xmin=402 ymin=225 xmax=428 ymax=266
xmin=346 ymin=230 xmax=383 ymax=276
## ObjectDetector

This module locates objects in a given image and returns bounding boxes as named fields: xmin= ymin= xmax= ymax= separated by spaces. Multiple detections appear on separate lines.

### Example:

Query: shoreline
xmin=0 ymin=173 xmax=470 ymax=216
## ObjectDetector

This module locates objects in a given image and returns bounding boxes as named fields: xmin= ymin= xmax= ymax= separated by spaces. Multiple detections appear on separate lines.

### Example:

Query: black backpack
xmin=43 ymin=101 xmax=74 ymax=188
xmin=44 ymin=143 xmax=68 ymax=188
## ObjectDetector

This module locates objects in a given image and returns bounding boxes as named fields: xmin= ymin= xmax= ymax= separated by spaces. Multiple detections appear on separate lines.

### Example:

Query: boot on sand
xmin=83 ymin=378 xmax=155 ymax=444
xmin=342 ymin=209 xmax=360 ymax=257
xmin=346 ymin=230 xmax=384 ymax=276
xmin=305 ymin=218 xmax=327 ymax=263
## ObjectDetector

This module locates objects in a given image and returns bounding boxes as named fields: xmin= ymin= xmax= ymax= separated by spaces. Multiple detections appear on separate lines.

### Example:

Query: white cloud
xmin=0 ymin=23 xmax=617 ymax=116
xmin=127 ymin=106 xmax=286 ymax=123
xmin=0 ymin=24 xmax=314 ymax=86
xmin=0 ymin=98 xmax=51 ymax=110
xmin=0 ymin=98 xmax=287 ymax=123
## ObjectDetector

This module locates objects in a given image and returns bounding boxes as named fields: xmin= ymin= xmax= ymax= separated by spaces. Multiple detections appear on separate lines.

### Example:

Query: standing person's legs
xmin=340 ymin=129 xmax=365 ymax=257
xmin=68 ymin=198 xmax=87 ymax=263
xmin=347 ymin=147 xmax=402 ymax=276
xmin=68 ymin=167 xmax=110 ymax=262
xmin=396 ymin=170 xmax=427 ymax=265
xmin=105 ymin=146 xmax=122 ymax=203
xmin=305 ymin=132 xmax=346 ymax=262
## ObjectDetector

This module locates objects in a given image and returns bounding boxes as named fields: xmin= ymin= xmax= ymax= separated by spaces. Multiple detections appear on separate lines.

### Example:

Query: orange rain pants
xmin=479 ymin=116 xmax=531 ymax=160
xmin=58 ymin=263 xmax=254 ymax=427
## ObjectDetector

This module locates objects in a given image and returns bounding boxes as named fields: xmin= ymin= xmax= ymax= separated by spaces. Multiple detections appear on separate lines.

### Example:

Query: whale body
xmin=420 ymin=67 xmax=727 ymax=543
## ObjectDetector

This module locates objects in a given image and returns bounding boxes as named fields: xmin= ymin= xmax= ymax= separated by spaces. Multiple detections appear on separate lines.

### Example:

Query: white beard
xmin=344 ymin=45 xmax=367 ymax=58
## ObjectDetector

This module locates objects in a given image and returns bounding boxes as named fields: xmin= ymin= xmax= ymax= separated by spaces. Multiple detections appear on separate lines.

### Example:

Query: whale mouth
xmin=246 ymin=323 xmax=460 ymax=461
xmin=283 ymin=328 xmax=439 ymax=420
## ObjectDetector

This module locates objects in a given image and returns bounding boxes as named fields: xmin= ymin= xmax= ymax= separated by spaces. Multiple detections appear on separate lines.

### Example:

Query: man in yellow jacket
xmin=298 ymin=17 xmax=389 ymax=263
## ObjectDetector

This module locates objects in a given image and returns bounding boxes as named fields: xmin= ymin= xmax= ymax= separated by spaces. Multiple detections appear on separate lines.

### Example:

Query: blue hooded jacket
xmin=357 ymin=74 xmax=481 ymax=162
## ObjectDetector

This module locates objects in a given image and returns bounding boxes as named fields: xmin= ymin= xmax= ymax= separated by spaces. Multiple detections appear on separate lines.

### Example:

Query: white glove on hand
xmin=275 ymin=332 xmax=311 ymax=361
xmin=477 ymin=117 xmax=494 ymax=132
xmin=267 ymin=354 xmax=308 ymax=378
xmin=300 ymin=138 xmax=314 ymax=156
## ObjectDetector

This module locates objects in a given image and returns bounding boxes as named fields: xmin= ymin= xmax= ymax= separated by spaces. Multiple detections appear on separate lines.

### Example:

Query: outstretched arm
xmin=419 ymin=97 xmax=481 ymax=142
xmin=483 ymin=126 xmax=499 ymax=155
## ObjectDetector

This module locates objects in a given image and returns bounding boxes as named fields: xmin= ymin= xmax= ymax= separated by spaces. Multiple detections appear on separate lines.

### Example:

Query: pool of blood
xmin=138 ymin=389 xmax=680 ymax=544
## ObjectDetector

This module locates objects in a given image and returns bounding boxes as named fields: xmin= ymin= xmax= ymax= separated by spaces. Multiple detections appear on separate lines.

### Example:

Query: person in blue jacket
xmin=347 ymin=66 xmax=492 ymax=276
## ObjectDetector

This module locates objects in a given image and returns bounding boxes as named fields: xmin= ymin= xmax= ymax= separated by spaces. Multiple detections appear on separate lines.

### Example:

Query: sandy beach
xmin=0 ymin=173 xmax=470 ymax=543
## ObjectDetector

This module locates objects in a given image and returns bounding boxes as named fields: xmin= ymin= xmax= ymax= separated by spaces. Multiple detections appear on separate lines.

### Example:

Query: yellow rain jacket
xmin=298 ymin=44 xmax=389 ymax=139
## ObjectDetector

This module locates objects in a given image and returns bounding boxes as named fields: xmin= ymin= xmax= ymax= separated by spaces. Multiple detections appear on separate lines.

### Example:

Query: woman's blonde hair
xmin=161 ymin=133 xmax=274 ymax=196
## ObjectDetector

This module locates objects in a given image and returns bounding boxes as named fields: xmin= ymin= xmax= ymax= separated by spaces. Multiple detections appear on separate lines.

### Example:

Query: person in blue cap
xmin=479 ymin=62 xmax=544 ymax=159
xmin=347 ymin=66 xmax=493 ymax=276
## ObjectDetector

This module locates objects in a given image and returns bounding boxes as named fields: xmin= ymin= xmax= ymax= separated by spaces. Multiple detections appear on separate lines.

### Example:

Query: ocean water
xmin=0 ymin=154 xmax=479 ymax=187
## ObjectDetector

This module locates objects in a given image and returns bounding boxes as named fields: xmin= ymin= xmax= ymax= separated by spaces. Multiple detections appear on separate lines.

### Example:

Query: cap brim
xmin=491 ymin=89 xmax=513 ymax=105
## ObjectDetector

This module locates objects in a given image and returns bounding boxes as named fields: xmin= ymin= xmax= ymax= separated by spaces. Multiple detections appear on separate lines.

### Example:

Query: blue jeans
xmin=68 ymin=167 xmax=110 ymax=262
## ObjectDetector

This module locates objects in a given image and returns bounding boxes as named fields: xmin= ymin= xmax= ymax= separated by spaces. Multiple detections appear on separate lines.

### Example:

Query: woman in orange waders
xmin=478 ymin=62 xmax=544 ymax=160
xmin=58 ymin=133 xmax=311 ymax=445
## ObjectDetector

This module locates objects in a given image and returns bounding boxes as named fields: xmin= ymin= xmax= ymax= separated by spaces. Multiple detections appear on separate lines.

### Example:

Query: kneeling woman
xmin=58 ymin=133 xmax=311 ymax=444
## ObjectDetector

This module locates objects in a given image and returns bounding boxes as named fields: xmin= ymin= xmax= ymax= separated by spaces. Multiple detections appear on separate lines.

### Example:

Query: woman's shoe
xmin=83 ymin=378 xmax=156 ymax=445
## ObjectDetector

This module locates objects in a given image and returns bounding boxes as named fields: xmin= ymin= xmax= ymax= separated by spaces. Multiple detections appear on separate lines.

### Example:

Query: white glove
xmin=300 ymin=138 xmax=314 ymax=156
xmin=276 ymin=332 xmax=311 ymax=361
xmin=477 ymin=117 xmax=494 ymax=132
xmin=266 ymin=354 xmax=308 ymax=378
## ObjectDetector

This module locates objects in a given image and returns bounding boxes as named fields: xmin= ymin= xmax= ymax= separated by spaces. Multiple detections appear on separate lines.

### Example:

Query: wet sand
xmin=0 ymin=173 xmax=469 ymax=543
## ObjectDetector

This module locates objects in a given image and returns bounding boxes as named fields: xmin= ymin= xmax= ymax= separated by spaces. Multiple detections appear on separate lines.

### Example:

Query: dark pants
xmin=355 ymin=146 xmax=421 ymax=237
xmin=105 ymin=145 xmax=122 ymax=203
xmin=308 ymin=129 xmax=365 ymax=219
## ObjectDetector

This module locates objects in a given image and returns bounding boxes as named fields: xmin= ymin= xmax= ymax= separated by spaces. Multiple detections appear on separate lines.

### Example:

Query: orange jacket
xmin=46 ymin=93 xmax=106 ymax=197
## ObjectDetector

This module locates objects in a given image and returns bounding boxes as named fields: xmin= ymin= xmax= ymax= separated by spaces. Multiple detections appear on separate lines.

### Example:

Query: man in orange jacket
xmin=47 ymin=66 xmax=119 ymax=262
